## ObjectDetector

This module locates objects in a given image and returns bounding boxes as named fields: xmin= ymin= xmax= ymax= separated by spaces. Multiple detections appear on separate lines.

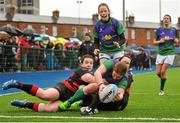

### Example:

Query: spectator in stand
xmin=17 ymin=36 xmax=31 ymax=71
xmin=71 ymin=41 xmax=80 ymax=69
xmin=79 ymin=33 xmax=95 ymax=59
xmin=64 ymin=41 xmax=79 ymax=70
xmin=0 ymin=40 xmax=4 ymax=72
xmin=45 ymin=41 xmax=54 ymax=70
xmin=0 ymin=33 xmax=10 ymax=72
xmin=136 ymin=47 xmax=147 ymax=70
xmin=38 ymin=41 xmax=46 ymax=71
xmin=4 ymin=36 xmax=18 ymax=72
xmin=54 ymin=43 xmax=64 ymax=70
xmin=33 ymin=41 xmax=41 ymax=70
xmin=27 ymin=37 xmax=36 ymax=71
xmin=79 ymin=33 xmax=99 ymax=66
xmin=143 ymin=49 xmax=151 ymax=70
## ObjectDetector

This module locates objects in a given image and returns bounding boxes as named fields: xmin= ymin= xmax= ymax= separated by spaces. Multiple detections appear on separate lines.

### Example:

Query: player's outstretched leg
xmin=2 ymin=79 xmax=19 ymax=90
xmin=11 ymin=100 xmax=29 ymax=108
xmin=2 ymin=80 xmax=39 ymax=96
xmin=11 ymin=100 xmax=42 ymax=112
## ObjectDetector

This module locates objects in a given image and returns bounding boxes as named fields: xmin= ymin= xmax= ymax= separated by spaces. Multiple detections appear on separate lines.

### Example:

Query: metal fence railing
xmin=0 ymin=44 xmax=179 ymax=73
xmin=0 ymin=45 xmax=80 ymax=72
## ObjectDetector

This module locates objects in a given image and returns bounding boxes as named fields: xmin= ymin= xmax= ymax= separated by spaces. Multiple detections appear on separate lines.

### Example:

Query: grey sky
xmin=40 ymin=0 xmax=180 ymax=24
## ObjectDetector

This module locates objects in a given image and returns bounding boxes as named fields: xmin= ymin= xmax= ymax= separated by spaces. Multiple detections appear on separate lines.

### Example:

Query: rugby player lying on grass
xmin=59 ymin=55 xmax=132 ymax=115
xmin=2 ymin=54 xmax=97 ymax=112
xmin=80 ymin=55 xmax=133 ymax=115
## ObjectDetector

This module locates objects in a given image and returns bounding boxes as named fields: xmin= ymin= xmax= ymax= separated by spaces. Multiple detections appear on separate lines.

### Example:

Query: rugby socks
xmin=89 ymin=92 xmax=100 ymax=109
xmin=25 ymin=102 xmax=40 ymax=111
xmin=80 ymin=95 xmax=93 ymax=106
xmin=160 ymin=78 xmax=166 ymax=91
xmin=68 ymin=88 xmax=85 ymax=104
xmin=17 ymin=82 xmax=39 ymax=96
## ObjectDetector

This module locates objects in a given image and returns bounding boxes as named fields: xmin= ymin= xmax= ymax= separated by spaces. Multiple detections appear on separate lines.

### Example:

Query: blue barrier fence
xmin=0 ymin=68 xmax=158 ymax=95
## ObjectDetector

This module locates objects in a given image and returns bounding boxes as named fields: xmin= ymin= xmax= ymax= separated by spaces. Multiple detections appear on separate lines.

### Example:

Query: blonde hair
xmin=113 ymin=62 xmax=127 ymax=76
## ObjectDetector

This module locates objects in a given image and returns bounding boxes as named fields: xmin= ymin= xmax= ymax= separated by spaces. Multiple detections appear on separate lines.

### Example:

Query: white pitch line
xmin=132 ymin=92 xmax=180 ymax=96
xmin=0 ymin=92 xmax=21 ymax=96
xmin=0 ymin=115 xmax=180 ymax=121
xmin=1 ymin=92 xmax=180 ymax=96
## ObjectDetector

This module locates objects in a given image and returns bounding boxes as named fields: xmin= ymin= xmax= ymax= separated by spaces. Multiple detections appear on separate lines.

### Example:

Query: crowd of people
xmin=0 ymin=34 xmax=81 ymax=72
xmin=0 ymin=33 xmax=154 ymax=73
xmin=1 ymin=2 xmax=179 ymax=115
xmin=127 ymin=47 xmax=154 ymax=71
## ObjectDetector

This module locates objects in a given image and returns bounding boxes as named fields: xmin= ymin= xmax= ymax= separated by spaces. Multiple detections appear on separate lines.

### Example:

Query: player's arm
xmin=174 ymin=29 xmax=179 ymax=43
xmin=81 ymin=73 xmax=96 ymax=84
xmin=117 ymin=33 xmax=126 ymax=46
xmin=114 ymin=22 xmax=126 ymax=47
xmin=94 ymin=63 xmax=107 ymax=86
xmin=113 ymin=34 xmax=125 ymax=48
xmin=94 ymin=60 xmax=114 ymax=86
xmin=153 ymin=38 xmax=165 ymax=45
xmin=113 ymin=79 xmax=127 ymax=102
xmin=114 ymin=88 xmax=125 ymax=101
xmin=153 ymin=31 xmax=165 ymax=45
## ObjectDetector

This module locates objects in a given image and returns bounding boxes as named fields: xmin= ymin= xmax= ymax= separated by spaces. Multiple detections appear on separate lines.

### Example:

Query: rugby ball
xmin=99 ymin=84 xmax=118 ymax=103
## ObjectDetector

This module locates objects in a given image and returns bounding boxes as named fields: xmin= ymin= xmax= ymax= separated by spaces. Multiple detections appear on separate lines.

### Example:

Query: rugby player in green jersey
xmin=153 ymin=14 xmax=179 ymax=96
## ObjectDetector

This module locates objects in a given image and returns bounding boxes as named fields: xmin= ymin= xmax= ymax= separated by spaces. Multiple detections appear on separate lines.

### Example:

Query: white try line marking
xmin=1 ymin=91 xmax=180 ymax=96
xmin=132 ymin=92 xmax=180 ymax=96
xmin=0 ymin=92 xmax=21 ymax=96
xmin=0 ymin=115 xmax=180 ymax=121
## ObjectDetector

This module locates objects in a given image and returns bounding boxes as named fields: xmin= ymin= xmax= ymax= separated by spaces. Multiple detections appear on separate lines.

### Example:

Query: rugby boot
xmin=11 ymin=100 xmax=28 ymax=108
xmin=80 ymin=106 xmax=99 ymax=115
xmin=2 ymin=79 xmax=19 ymax=90
xmin=59 ymin=101 xmax=71 ymax=110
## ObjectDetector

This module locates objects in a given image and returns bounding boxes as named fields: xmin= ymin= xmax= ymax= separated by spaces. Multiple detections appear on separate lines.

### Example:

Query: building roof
xmin=0 ymin=13 xmax=94 ymax=25
xmin=0 ymin=13 xmax=179 ymax=29
xmin=127 ymin=21 xmax=180 ymax=29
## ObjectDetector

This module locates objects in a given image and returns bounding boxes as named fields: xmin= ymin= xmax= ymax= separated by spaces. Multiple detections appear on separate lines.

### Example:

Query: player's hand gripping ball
xmin=98 ymin=84 xmax=118 ymax=103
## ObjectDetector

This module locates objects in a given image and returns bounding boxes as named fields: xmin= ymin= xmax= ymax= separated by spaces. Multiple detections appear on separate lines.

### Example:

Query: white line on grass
xmin=0 ymin=115 xmax=180 ymax=121
xmin=1 ymin=92 xmax=180 ymax=96
xmin=132 ymin=92 xmax=180 ymax=96
xmin=0 ymin=92 xmax=21 ymax=96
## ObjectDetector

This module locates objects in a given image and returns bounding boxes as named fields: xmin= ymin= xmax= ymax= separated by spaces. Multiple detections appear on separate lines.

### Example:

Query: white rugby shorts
xmin=99 ymin=51 xmax=124 ymax=60
xmin=156 ymin=54 xmax=175 ymax=65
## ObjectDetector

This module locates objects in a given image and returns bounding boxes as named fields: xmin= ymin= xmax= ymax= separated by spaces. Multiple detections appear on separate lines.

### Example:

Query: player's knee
xmin=156 ymin=71 xmax=161 ymax=77
xmin=161 ymin=70 xmax=166 ymax=76
xmin=38 ymin=103 xmax=57 ymax=112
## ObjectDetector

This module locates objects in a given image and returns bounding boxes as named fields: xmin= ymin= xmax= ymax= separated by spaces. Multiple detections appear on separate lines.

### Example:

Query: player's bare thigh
xmin=36 ymin=88 xmax=60 ymax=101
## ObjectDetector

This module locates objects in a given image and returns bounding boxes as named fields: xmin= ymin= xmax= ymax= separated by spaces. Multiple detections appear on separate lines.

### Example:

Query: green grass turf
xmin=0 ymin=68 xmax=180 ymax=122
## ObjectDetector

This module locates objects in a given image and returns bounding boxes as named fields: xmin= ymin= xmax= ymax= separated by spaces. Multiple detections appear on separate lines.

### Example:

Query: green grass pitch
xmin=0 ymin=68 xmax=180 ymax=122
